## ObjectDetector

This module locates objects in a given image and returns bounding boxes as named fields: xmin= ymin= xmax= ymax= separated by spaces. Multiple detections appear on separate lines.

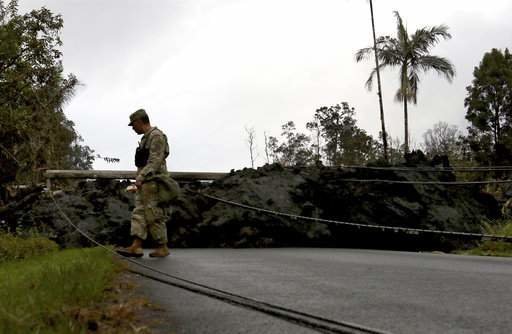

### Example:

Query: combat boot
xmin=116 ymin=237 xmax=144 ymax=257
xmin=149 ymin=244 xmax=170 ymax=258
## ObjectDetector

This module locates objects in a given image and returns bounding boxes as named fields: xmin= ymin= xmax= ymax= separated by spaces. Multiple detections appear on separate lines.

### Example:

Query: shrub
xmin=464 ymin=220 xmax=512 ymax=257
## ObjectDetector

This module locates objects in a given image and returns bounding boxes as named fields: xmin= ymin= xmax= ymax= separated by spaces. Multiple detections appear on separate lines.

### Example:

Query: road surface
xmin=132 ymin=249 xmax=512 ymax=334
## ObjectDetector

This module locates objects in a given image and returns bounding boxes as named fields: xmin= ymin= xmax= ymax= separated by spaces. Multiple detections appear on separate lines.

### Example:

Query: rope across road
xmin=49 ymin=192 xmax=392 ymax=334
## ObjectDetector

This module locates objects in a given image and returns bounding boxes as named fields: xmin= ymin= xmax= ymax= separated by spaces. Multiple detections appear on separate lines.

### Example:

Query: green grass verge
xmin=0 ymin=247 xmax=118 ymax=334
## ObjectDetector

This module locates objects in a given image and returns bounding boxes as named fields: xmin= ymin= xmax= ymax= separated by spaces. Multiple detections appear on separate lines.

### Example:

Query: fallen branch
xmin=0 ymin=186 xmax=44 ymax=218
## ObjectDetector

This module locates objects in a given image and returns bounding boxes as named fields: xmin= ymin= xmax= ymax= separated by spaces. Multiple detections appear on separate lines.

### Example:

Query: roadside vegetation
xmin=460 ymin=221 xmax=512 ymax=257
xmin=0 ymin=233 xmax=59 ymax=260
xmin=0 ymin=234 xmax=154 ymax=333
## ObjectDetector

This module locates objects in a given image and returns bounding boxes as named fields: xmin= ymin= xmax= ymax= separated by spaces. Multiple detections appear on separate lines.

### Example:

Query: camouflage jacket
xmin=136 ymin=127 xmax=169 ymax=183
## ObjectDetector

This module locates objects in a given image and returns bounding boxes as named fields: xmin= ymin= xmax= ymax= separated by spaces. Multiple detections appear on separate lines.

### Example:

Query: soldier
xmin=117 ymin=109 xmax=171 ymax=257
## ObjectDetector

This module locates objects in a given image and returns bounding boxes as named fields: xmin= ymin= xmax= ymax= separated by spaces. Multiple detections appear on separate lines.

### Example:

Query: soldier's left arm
xmin=137 ymin=133 xmax=167 ymax=183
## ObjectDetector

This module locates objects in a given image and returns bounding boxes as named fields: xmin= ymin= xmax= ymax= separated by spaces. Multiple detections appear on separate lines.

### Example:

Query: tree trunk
xmin=316 ymin=128 xmax=321 ymax=163
xmin=401 ymin=65 xmax=409 ymax=153
xmin=334 ymin=117 xmax=340 ymax=165
xmin=245 ymin=126 xmax=256 ymax=168
xmin=369 ymin=0 xmax=388 ymax=162
xmin=495 ymin=107 xmax=500 ymax=146
xmin=404 ymin=98 xmax=409 ymax=153
xmin=0 ymin=186 xmax=43 ymax=218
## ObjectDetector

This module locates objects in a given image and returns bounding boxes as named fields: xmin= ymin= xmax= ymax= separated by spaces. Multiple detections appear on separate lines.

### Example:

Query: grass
xmin=0 ymin=232 xmax=124 ymax=333
xmin=0 ymin=233 xmax=59 ymax=261
xmin=464 ymin=241 xmax=512 ymax=257
xmin=459 ymin=220 xmax=512 ymax=257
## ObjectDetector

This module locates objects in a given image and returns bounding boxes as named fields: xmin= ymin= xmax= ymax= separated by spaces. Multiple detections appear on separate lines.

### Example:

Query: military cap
xmin=128 ymin=109 xmax=149 ymax=126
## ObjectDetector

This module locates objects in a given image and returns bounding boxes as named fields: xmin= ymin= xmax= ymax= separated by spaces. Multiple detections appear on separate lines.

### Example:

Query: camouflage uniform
xmin=131 ymin=127 xmax=170 ymax=243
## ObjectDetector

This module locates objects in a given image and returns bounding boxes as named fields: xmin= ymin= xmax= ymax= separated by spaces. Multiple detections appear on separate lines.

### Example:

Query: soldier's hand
xmin=126 ymin=184 xmax=138 ymax=193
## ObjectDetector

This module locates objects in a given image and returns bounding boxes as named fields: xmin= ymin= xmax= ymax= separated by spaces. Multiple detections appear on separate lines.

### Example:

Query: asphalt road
xmin=132 ymin=249 xmax=512 ymax=334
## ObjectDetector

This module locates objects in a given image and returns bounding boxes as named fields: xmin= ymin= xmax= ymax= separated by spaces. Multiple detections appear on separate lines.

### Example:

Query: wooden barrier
xmin=44 ymin=170 xmax=228 ymax=188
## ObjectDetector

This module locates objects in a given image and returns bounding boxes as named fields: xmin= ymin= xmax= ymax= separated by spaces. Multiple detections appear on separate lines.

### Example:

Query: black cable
xmin=194 ymin=191 xmax=512 ymax=242
xmin=333 ymin=178 xmax=512 ymax=185
xmin=129 ymin=269 xmax=390 ymax=334
xmin=337 ymin=165 xmax=512 ymax=172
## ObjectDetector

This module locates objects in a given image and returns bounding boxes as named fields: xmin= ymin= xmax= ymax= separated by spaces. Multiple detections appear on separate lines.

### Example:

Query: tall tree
xmin=0 ymin=0 xmax=93 ymax=184
xmin=465 ymin=48 xmax=512 ymax=165
xmin=356 ymin=11 xmax=455 ymax=153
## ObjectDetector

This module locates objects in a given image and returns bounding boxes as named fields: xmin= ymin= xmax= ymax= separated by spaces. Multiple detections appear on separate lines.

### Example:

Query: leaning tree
xmin=365 ymin=0 xmax=388 ymax=161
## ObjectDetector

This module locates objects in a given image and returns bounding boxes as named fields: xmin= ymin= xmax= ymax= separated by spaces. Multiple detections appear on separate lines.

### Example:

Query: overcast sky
xmin=19 ymin=0 xmax=512 ymax=172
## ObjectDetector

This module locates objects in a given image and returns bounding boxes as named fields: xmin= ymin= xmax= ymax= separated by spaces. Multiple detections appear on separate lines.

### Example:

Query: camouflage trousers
xmin=131 ymin=181 xmax=169 ymax=244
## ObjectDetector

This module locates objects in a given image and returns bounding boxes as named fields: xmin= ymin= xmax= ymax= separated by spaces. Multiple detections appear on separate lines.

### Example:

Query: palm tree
xmin=367 ymin=0 xmax=388 ymax=161
xmin=356 ymin=11 xmax=455 ymax=152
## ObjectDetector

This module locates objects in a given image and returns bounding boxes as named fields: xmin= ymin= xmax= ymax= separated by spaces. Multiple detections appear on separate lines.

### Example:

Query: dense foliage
xmin=0 ymin=1 xmax=93 ymax=185
xmin=267 ymin=103 xmax=380 ymax=166
xmin=465 ymin=48 xmax=512 ymax=165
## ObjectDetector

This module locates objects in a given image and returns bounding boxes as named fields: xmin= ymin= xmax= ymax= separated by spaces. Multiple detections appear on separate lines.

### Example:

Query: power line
xmin=333 ymin=165 xmax=512 ymax=173
xmin=334 ymin=178 xmax=512 ymax=185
